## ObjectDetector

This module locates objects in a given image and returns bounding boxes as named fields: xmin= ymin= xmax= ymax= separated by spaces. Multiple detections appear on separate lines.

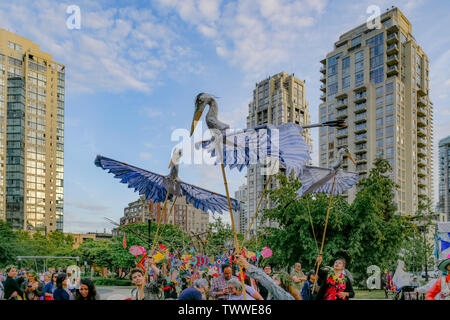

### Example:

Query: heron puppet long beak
xmin=168 ymin=159 xmax=174 ymax=168
xmin=345 ymin=153 xmax=356 ymax=165
xmin=190 ymin=107 xmax=203 ymax=136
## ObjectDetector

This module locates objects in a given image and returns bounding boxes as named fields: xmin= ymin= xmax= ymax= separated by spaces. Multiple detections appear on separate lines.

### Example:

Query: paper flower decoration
xmin=261 ymin=246 xmax=273 ymax=258
xmin=129 ymin=245 xmax=146 ymax=257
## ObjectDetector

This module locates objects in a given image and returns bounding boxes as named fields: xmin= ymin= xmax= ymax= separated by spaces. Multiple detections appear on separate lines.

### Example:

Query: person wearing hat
xmin=425 ymin=255 xmax=450 ymax=300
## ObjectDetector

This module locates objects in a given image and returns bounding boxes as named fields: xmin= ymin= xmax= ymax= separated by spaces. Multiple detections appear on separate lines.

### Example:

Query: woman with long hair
xmin=53 ymin=273 xmax=73 ymax=300
xmin=43 ymin=272 xmax=58 ymax=300
xmin=75 ymin=278 xmax=99 ymax=300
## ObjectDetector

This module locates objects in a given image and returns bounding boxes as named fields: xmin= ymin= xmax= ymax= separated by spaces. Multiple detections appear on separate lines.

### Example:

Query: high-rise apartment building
xmin=439 ymin=136 xmax=450 ymax=221
xmin=245 ymin=72 xmax=311 ymax=235
xmin=234 ymin=183 xmax=248 ymax=235
xmin=0 ymin=29 xmax=65 ymax=231
xmin=112 ymin=195 xmax=210 ymax=236
xmin=318 ymin=8 xmax=433 ymax=215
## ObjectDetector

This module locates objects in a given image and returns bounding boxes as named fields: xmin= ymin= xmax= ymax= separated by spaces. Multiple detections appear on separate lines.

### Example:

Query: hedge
xmin=92 ymin=277 xmax=132 ymax=286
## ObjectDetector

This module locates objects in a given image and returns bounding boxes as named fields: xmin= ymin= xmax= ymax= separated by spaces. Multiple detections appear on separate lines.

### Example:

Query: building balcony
xmin=417 ymin=86 xmax=427 ymax=97
xmin=387 ymin=32 xmax=399 ymax=44
xmin=320 ymin=84 xmax=326 ymax=92
xmin=354 ymin=113 xmax=367 ymax=123
xmin=417 ymin=96 xmax=427 ymax=107
xmin=335 ymin=92 xmax=348 ymax=100
xmin=386 ymin=44 xmax=399 ymax=55
xmin=386 ymin=23 xmax=400 ymax=34
xmin=417 ymin=106 xmax=427 ymax=117
xmin=418 ymin=147 xmax=427 ymax=158
xmin=386 ymin=54 xmax=399 ymax=66
xmin=355 ymin=143 xmax=367 ymax=153
xmin=354 ymin=83 xmax=366 ymax=92
xmin=387 ymin=65 xmax=399 ymax=76
xmin=320 ymin=65 xmax=326 ymax=74
xmin=320 ymin=93 xmax=326 ymax=101
xmin=417 ymin=137 xmax=427 ymax=147
xmin=337 ymin=141 xmax=348 ymax=148
xmin=356 ymin=153 xmax=367 ymax=163
xmin=417 ymin=127 xmax=427 ymax=137
xmin=417 ymin=117 xmax=426 ymax=127
xmin=417 ymin=156 xmax=427 ymax=167
xmin=417 ymin=168 xmax=427 ymax=177
xmin=336 ymin=99 xmax=348 ymax=109
xmin=354 ymin=103 xmax=367 ymax=113
xmin=354 ymin=92 xmax=367 ymax=103
xmin=354 ymin=123 xmax=367 ymax=133
xmin=320 ymin=58 xmax=326 ymax=65
xmin=356 ymin=164 xmax=368 ymax=173
xmin=355 ymin=136 xmax=367 ymax=144
xmin=336 ymin=129 xmax=348 ymax=138
xmin=320 ymin=74 xmax=326 ymax=83
xmin=336 ymin=112 xmax=348 ymax=120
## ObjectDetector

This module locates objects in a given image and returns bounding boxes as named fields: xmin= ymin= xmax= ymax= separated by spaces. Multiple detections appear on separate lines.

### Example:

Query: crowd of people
xmin=2 ymin=254 xmax=448 ymax=300
xmin=127 ymin=254 xmax=355 ymax=301
xmin=0 ymin=266 xmax=99 ymax=300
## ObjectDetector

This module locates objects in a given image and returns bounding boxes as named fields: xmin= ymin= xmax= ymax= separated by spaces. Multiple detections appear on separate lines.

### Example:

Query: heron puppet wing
xmin=197 ymin=123 xmax=311 ymax=176
xmin=95 ymin=155 xmax=240 ymax=215
xmin=296 ymin=166 xmax=358 ymax=198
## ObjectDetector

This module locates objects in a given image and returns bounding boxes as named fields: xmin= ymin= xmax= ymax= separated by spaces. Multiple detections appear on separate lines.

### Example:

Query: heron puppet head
xmin=339 ymin=147 xmax=356 ymax=165
xmin=190 ymin=92 xmax=210 ymax=136
xmin=169 ymin=148 xmax=183 ymax=168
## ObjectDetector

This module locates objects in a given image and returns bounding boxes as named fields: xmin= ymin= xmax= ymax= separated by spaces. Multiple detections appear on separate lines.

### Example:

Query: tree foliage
xmin=260 ymin=159 xmax=415 ymax=284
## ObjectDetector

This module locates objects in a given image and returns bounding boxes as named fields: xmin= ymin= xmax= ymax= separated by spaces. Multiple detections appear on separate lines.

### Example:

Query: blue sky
xmin=0 ymin=0 xmax=449 ymax=233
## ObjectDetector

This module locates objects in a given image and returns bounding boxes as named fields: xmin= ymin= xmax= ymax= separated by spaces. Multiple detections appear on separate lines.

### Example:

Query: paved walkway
xmin=97 ymin=286 xmax=134 ymax=300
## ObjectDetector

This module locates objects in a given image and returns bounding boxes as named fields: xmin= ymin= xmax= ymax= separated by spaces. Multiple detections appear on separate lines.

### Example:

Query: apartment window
xmin=342 ymin=76 xmax=350 ymax=91
xmin=351 ymin=36 xmax=362 ymax=47
xmin=386 ymin=114 xmax=394 ymax=124
xmin=385 ymin=104 xmax=394 ymax=114
xmin=386 ymin=136 xmax=394 ymax=145
xmin=370 ymin=67 xmax=384 ymax=84
xmin=355 ymin=72 xmax=364 ymax=85
xmin=376 ymin=128 xmax=383 ymax=138
xmin=386 ymin=93 xmax=394 ymax=104
xmin=376 ymin=118 xmax=384 ymax=127
xmin=386 ymin=125 xmax=394 ymax=136
xmin=386 ymin=147 xmax=394 ymax=156
xmin=328 ymin=104 xmax=334 ymax=113
xmin=376 ymin=107 xmax=383 ymax=117
xmin=386 ymin=82 xmax=394 ymax=93
xmin=376 ymin=96 xmax=384 ymax=106
xmin=383 ymin=19 xmax=392 ymax=28
xmin=376 ymin=86 xmax=383 ymax=97
xmin=376 ymin=139 xmax=383 ymax=148
xmin=320 ymin=107 xmax=326 ymax=115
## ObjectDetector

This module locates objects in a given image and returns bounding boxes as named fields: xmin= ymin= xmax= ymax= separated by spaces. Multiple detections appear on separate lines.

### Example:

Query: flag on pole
xmin=123 ymin=233 xmax=127 ymax=249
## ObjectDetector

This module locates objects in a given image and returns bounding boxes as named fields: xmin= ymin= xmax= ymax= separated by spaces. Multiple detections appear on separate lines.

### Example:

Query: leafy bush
xmin=92 ymin=277 xmax=132 ymax=286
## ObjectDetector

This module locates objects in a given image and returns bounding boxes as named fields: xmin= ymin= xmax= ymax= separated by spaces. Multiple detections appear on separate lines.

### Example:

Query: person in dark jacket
xmin=315 ymin=255 xmax=355 ymax=300
xmin=3 ymin=266 xmax=24 ymax=300
xmin=53 ymin=273 xmax=72 ymax=300
xmin=301 ymin=270 xmax=320 ymax=300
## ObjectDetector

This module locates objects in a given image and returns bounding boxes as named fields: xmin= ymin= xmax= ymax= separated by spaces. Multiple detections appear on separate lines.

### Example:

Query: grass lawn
xmin=354 ymin=289 xmax=389 ymax=300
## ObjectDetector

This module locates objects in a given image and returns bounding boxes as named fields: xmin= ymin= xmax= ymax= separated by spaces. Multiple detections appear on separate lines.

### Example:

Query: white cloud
xmin=156 ymin=0 xmax=327 ymax=79
xmin=0 ymin=0 xmax=201 ymax=93
xmin=144 ymin=108 xmax=163 ymax=118
xmin=139 ymin=152 xmax=153 ymax=160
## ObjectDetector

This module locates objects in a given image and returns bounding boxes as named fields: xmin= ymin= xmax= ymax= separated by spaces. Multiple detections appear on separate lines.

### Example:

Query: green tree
xmin=401 ymin=197 xmax=436 ymax=279
xmin=260 ymin=159 xmax=415 ymax=285
xmin=0 ymin=221 xmax=21 ymax=267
